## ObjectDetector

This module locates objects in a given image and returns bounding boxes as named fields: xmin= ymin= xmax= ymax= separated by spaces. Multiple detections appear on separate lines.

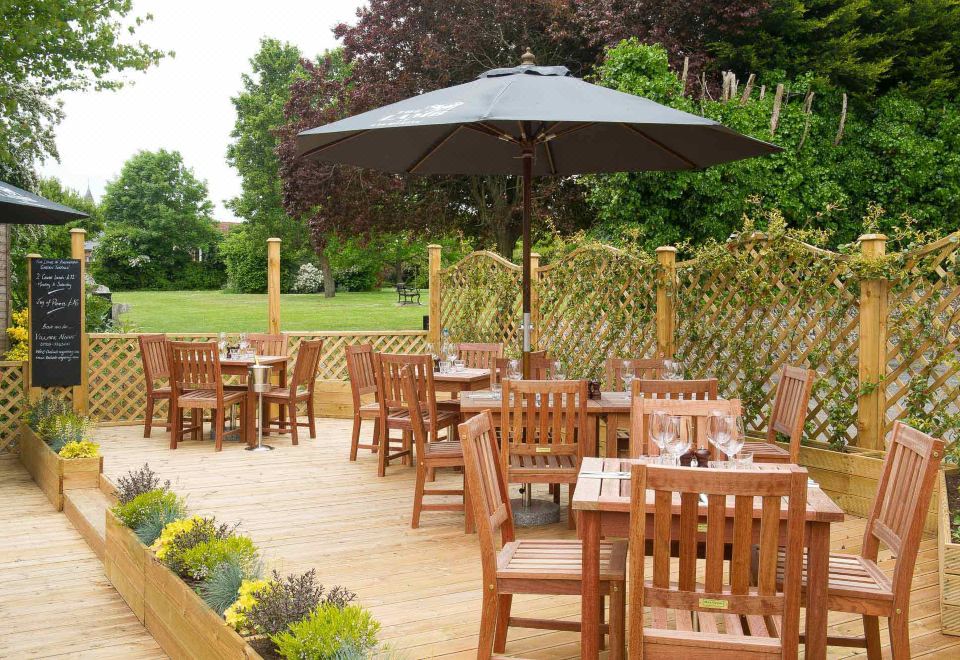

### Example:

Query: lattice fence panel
xmin=88 ymin=334 xmax=147 ymax=422
xmin=537 ymin=245 xmax=658 ymax=381
xmin=439 ymin=252 xmax=522 ymax=353
xmin=884 ymin=232 xmax=960 ymax=443
xmin=675 ymin=238 xmax=860 ymax=448
xmin=286 ymin=331 xmax=428 ymax=381
xmin=0 ymin=362 xmax=25 ymax=451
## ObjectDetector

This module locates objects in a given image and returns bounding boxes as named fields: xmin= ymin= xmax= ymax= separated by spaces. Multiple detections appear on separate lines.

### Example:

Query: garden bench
xmin=395 ymin=282 xmax=421 ymax=305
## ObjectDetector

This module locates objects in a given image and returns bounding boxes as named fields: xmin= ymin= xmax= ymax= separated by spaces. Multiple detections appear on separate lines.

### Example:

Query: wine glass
xmin=621 ymin=362 xmax=635 ymax=398
xmin=506 ymin=359 xmax=521 ymax=381
xmin=662 ymin=415 xmax=688 ymax=466
xmin=238 ymin=333 xmax=249 ymax=357
xmin=218 ymin=332 xmax=228 ymax=358
xmin=726 ymin=415 xmax=746 ymax=465
xmin=663 ymin=359 xmax=682 ymax=380
xmin=706 ymin=412 xmax=732 ymax=468
xmin=552 ymin=360 xmax=566 ymax=380
xmin=490 ymin=379 xmax=502 ymax=399
xmin=649 ymin=411 xmax=674 ymax=464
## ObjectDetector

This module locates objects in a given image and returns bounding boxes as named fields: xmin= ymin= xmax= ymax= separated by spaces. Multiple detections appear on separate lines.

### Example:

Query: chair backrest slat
xmin=863 ymin=422 xmax=944 ymax=604
xmin=346 ymin=344 xmax=378 ymax=408
xmin=138 ymin=334 xmax=170 ymax=393
xmin=374 ymin=353 xmax=438 ymax=423
xmin=765 ymin=365 xmax=816 ymax=462
xmin=248 ymin=333 xmax=287 ymax=357
xmin=457 ymin=342 xmax=502 ymax=369
xmin=634 ymin=378 xmax=718 ymax=400
xmin=167 ymin=341 xmax=222 ymax=396
xmin=290 ymin=339 xmax=323 ymax=392
xmin=500 ymin=380 xmax=587 ymax=464
xmin=628 ymin=463 xmax=807 ymax=657
xmin=629 ymin=397 xmax=741 ymax=457
xmin=605 ymin=357 xmax=667 ymax=390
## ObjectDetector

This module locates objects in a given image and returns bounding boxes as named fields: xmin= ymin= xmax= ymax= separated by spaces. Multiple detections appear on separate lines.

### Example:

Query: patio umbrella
xmin=296 ymin=50 xmax=780 ymax=372
xmin=1 ymin=180 xmax=89 ymax=225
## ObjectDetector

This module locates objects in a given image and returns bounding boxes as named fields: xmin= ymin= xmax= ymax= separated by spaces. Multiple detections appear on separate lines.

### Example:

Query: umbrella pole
xmin=521 ymin=144 xmax=533 ymax=380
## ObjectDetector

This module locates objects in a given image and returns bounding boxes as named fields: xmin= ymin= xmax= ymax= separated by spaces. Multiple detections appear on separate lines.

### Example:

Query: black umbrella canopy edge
xmin=0 ymin=180 xmax=89 ymax=225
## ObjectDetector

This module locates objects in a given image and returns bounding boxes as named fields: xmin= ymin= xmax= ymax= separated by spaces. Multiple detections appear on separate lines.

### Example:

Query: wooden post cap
xmin=26 ymin=253 xmax=41 ymax=258
xmin=655 ymin=246 xmax=677 ymax=254
xmin=857 ymin=234 xmax=888 ymax=242
xmin=267 ymin=237 xmax=281 ymax=243
xmin=69 ymin=228 xmax=86 ymax=235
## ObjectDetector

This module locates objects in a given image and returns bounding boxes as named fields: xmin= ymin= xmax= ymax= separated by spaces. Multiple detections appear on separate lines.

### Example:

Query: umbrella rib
xmin=465 ymin=123 xmax=520 ymax=144
xmin=407 ymin=125 xmax=463 ymax=174
xmin=298 ymin=130 xmax=370 ymax=160
xmin=544 ymin=140 xmax=557 ymax=175
xmin=620 ymin=123 xmax=699 ymax=169
xmin=543 ymin=122 xmax=594 ymax=141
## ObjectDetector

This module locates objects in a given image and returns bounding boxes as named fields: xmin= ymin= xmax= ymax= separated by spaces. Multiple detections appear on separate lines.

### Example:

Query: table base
xmin=510 ymin=498 xmax=560 ymax=526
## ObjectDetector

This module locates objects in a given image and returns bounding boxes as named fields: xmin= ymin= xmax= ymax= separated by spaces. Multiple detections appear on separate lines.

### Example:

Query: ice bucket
xmin=248 ymin=364 xmax=272 ymax=393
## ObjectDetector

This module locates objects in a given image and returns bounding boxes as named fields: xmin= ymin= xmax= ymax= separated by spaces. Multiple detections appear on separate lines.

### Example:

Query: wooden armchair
xmin=247 ymin=332 xmax=287 ymax=357
xmin=138 ymin=334 xmax=172 ymax=438
xmin=500 ymin=378 xmax=588 ymax=528
xmin=628 ymin=462 xmax=807 ymax=658
xmin=747 ymin=365 xmax=815 ymax=464
xmin=374 ymin=353 xmax=460 ymax=477
xmin=782 ymin=422 xmax=944 ymax=657
xmin=630 ymin=397 xmax=742 ymax=458
xmin=346 ymin=344 xmax=381 ymax=461
xmin=263 ymin=339 xmax=323 ymax=445
xmin=457 ymin=342 xmax=503 ymax=369
xmin=604 ymin=357 xmax=666 ymax=390
xmin=400 ymin=365 xmax=471 ymax=532
xmin=167 ymin=341 xmax=245 ymax=451
xmin=459 ymin=411 xmax=626 ymax=659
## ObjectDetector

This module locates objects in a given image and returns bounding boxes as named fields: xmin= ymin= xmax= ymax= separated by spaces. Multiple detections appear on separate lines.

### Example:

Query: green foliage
xmin=270 ymin=604 xmax=380 ymax=660
xmin=585 ymin=40 xmax=960 ymax=251
xmin=58 ymin=440 xmax=99 ymax=459
xmin=245 ymin=569 xmax=355 ymax=638
xmin=201 ymin=559 xmax=262 ymax=617
xmin=92 ymin=149 xmax=224 ymax=290
xmin=178 ymin=535 xmax=258 ymax=582
xmin=133 ymin=498 xmax=185 ymax=546
xmin=116 ymin=463 xmax=170 ymax=505
xmin=112 ymin=489 xmax=186 ymax=530
xmin=159 ymin=516 xmax=237 ymax=579
xmin=24 ymin=394 xmax=71 ymax=433
xmin=37 ymin=411 xmax=93 ymax=453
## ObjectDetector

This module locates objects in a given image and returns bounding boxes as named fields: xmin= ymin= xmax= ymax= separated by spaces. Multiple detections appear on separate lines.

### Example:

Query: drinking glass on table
xmin=649 ymin=410 xmax=674 ymax=464
xmin=238 ymin=333 xmax=250 ymax=357
xmin=663 ymin=359 xmax=683 ymax=380
xmin=552 ymin=360 xmax=566 ymax=380
xmin=506 ymin=359 xmax=521 ymax=381
xmin=621 ymin=362 xmax=635 ymax=397
xmin=662 ymin=415 xmax=689 ymax=466
xmin=725 ymin=415 xmax=746 ymax=466
xmin=706 ymin=411 xmax=733 ymax=468
xmin=218 ymin=332 xmax=228 ymax=359
xmin=490 ymin=380 xmax=502 ymax=399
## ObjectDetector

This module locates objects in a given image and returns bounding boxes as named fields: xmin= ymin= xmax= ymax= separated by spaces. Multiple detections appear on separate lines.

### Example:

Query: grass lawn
xmin=111 ymin=289 xmax=428 ymax=333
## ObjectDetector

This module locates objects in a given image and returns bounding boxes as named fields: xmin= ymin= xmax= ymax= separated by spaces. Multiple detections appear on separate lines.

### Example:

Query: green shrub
xmin=201 ymin=559 xmax=262 ymax=616
xmin=158 ymin=516 xmax=236 ymax=577
xmin=333 ymin=264 xmax=377 ymax=292
xmin=133 ymin=498 xmax=186 ymax=546
xmin=112 ymin=489 xmax=186 ymax=530
xmin=270 ymin=604 xmax=380 ymax=660
xmin=116 ymin=463 xmax=170 ymax=504
xmin=24 ymin=395 xmax=71 ymax=432
xmin=38 ymin=411 xmax=92 ymax=452
xmin=178 ymin=535 xmax=258 ymax=581
xmin=245 ymin=569 xmax=347 ymax=637
xmin=58 ymin=440 xmax=99 ymax=459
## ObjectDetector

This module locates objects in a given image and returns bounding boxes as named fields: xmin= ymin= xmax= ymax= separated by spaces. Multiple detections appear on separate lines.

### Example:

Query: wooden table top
xmin=433 ymin=368 xmax=489 ymax=383
xmin=458 ymin=390 xmax=666 ymax=414
xmin=220 ymin=355 xmax=288 ymax=367
xmin=571 ymin=457 xmax=844 ymax=522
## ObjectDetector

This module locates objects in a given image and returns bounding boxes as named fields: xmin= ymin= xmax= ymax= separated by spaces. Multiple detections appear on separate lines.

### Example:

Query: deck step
xmin=63 ymin=487 xmax=112 ymax=561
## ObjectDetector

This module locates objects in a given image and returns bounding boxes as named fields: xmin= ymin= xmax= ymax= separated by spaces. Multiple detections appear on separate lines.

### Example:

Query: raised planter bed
xmin=940 ymin=469 xmax=960 ymax=636
xmin=104 ymin=509 xmax=261 ymax=659
xmin=18 ymin=424 xmax=101 ymax=511
xmin=777 ymin=441 xmax=938 ymax=533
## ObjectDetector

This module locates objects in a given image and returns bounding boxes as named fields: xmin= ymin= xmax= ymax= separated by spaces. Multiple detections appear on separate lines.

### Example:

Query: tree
xmin=225 ymin=38 xmax=315 ymax=293
xmin=92 ymin=150 xmax=222 ymax=290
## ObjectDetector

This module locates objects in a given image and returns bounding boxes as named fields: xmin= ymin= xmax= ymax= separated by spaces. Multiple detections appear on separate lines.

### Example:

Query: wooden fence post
xmin=25 ymin=253 xmax=41 ymax=403
xmin=529 ymin=252 xmax=540 ymax=348
xmin=70 ymin=229 xmax=88 ymax=413
xmin=655 ymin=246 xmax=677 ymax=358
xmin=857 ymin=234 xmax=888 ymax=450
xmin=267 ymin=238 xmax=281 ymax=334
xmin=428 ymin=244 xmax=441 ymax=349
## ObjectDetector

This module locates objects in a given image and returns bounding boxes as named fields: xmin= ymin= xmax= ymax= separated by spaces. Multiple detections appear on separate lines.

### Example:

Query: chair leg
xmin=552 ymin=483 xmax=561 ymax=504
xmin=493 ymin=593 xmax=512 ymax=653
xmin=599 ymin=594 xmax=606 ymax=651
xmin=377 ymin=421 xmax=388 ymax=478
xmin=307 ymin=399 xmax=317 ymax=439
xmin=610 ymin=582 xmax=625 ymax=660
xmin=889 ymin=610 xmax=910 ymax=659
xmin=289 ymin=401 xmax=299 ymax=446
xmin=402 ymin=430 xmax=412 ymax=466
xmin=463 ymin=470 xmax=474 ymax=534
xmin=170 ymin=406 xmax=181 ymax=449
xmin=144 ymin=397 xmax=154 ymax=438
xmin=214 ymin=407 xmax=225 ymax=451
xmin=478 ymin=590 xmax=499 ymax=659
xmin=568 ymin=482 xmax=577 ymax=529
xmin=371 ymin=418 xmax=381 ymax=452
xmin=350 ymin=416 xmax=362 ymax=461
xmin=191 ymin=409 xmax=201 ymax=441
xmin=863 ymin=614 xmax=882 ymax=660
xmin=412 ymin=461 xmax=426 ymax=528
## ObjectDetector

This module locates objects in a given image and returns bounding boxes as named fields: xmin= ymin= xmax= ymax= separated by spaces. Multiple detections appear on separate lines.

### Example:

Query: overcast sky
xmin=39 ymin=0 xmax=363 ymax=222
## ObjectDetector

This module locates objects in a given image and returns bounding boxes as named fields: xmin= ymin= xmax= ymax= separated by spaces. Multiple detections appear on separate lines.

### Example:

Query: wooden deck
xmin=75 ymin=420 xmax=960 ymax=658
xmin=0 ymin=455 xmax=164 ymax=659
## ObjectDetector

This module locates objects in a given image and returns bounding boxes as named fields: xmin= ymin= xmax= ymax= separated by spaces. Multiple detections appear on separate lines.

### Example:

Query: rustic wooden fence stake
xmin=267 ymin=238 xmax=281 ymax=334
xmin=655 ymin=246 xmax=677 ymax=358
xmin=428 ymin=244 xmax=441 ymax=349
xmin=770 ymin=84 xmax=784 ymax=135
xmin=857 ymin=234 xmax=888 ymax=450
xmin=70 ymin=229 xmax=88 ymax=413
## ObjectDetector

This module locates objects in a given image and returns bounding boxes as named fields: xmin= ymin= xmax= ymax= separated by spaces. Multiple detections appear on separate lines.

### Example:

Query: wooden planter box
xmin=104 ymin=510 xmax=261 ymax=659
xmin=18 ymin=424 xmax=102 ymax=511
xmin=777 ymin=441 xmax=938 ymax=533
xmin=940 ymin=470 xmax=960 ymax=636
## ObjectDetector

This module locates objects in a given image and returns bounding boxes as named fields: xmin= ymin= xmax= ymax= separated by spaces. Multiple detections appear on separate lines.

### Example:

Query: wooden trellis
xmin=0 ymin=362 xmax=26 ymax=451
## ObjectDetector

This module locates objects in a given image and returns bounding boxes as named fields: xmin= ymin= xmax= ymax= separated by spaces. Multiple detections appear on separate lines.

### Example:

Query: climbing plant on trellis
xmin=537 ymin=244 xmax=658 ymax=381
xmin=438 ymin=251 xmax=522 ymax=353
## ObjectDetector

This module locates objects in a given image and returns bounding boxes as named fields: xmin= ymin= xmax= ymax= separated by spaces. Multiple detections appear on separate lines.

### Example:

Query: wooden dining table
xmin=433 ymin=368 xmax=490 ymax=397
xmin=219 ymin=355 xmax=288 ymax=447
xmin=572 ymin=457 xmax=844 ymax=659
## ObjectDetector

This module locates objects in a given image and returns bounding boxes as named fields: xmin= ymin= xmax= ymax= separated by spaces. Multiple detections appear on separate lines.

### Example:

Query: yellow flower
xmin=151 ymin=516 xmax=203 ymax=559
xmin=224 ymin=579 xmax=271 ymax=632
xmin=58 ymin=440 xmax=99 ymax=459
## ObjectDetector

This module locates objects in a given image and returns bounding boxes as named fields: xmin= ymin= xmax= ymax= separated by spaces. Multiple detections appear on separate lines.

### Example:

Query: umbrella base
xmin=510 ymin=498 xmax=560 ymax=527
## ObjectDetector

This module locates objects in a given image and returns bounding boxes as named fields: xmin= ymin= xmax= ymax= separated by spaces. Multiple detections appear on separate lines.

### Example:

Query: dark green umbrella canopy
xmin=0 ymin=180 xmax=89 ymax=225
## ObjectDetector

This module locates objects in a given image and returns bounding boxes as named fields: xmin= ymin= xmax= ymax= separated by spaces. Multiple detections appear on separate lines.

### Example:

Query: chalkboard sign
xmin=30 ymin=258 xmax=82 ymax=387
